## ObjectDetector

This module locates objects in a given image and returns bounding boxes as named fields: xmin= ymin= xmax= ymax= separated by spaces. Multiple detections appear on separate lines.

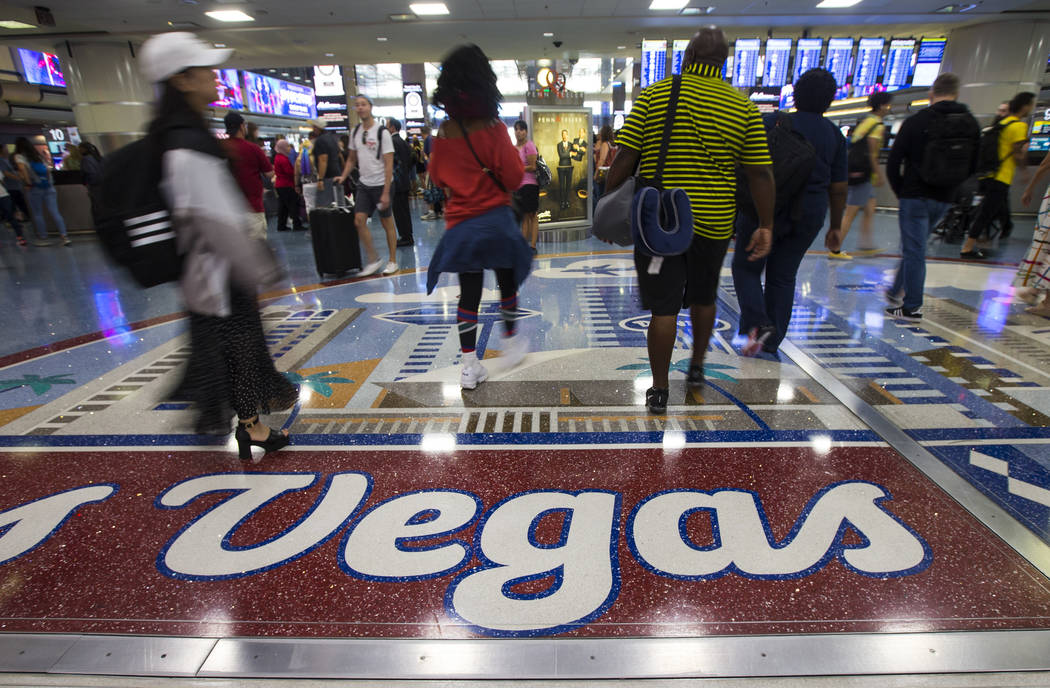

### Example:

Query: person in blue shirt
xmin=731 ymin=68 xmax=849 ymax=355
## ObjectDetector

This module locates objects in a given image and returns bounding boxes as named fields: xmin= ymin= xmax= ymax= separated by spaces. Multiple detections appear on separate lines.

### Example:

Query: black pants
xmin=457 ymin=269 xmax=517 ymax=352
xmin=558 ymin=166 xmax=572 ymax=206
xmin=276 ymin=187 xmax=303 ymax=230
xmin=969 ymin=178 xmax=1010 ymax=239
xmin=392 ymin=189 xmax=413 ymax=241
xmin=7 ymin=188 xmax=28 ymax=219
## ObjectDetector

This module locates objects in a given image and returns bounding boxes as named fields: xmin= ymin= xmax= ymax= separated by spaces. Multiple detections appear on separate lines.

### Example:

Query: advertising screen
xmin=670 ymin=39 xmax=689 ymax=76
xmin=245 ymin=72 xmax=317 ymax=119
xmin=852 ymin=37 xmax=885 ymax=97
xmin=884 ymin=39 xmax=916 ymax=91
xmin=912 ymin=37 xmax=947 ymax=87
xmin=210 ymin=69 xmax=244 ymax=110
xmin=825 ymin=38 xmax=854 ymax=100
xmin=793 ymin=38 xmax=823 ymax=83
xmin=641 ymin=39 xmax=667 ymax=89
xmin=733 ymin=38 xmax=761 ymax=88
xmin=763 ymin=38 xmax=792 ymax=87
xmin=16 ymin=48 xmax=64 ymax=88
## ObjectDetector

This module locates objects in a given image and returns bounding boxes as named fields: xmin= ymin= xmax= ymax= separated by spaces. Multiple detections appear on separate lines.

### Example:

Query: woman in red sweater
xmin=273 ymin=139 xmax=304 ymax=231
xmin=426 ymin=44 xmax=532 ymax=390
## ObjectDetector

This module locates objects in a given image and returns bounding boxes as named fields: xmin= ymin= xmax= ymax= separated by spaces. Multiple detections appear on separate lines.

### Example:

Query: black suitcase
xmin=309 ymin=206 xmax=362 ymax=277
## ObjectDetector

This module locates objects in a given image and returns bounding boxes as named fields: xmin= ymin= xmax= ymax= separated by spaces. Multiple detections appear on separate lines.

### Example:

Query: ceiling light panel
xmin=649 ymin=0 xmax=689 ymax=9
xmin=409 ymin=3 xmax=450 ymax=15
xmin=205 ymin=10 xmax=255 ymax=22
xmin=0 ymin=20 xmax=36 ymax=29
xmin=815 ymin=0 xmax=861 ymax=6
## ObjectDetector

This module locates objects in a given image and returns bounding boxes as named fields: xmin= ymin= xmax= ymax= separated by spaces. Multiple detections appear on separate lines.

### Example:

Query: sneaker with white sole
xmin=460 ymin=352 xmax=489 ymax=390
xmin=885 ymin=306 xmax=922 ymax=322
xmin=382 ymin=261 xmax=399 ymax=275
xmin=741 ymin=325 xmax=776 ymax=357
xmin=885 ymin=290 xmax=904 ymax=309
xmin=420 ymin=211 xmax=436 ymax=221
xmin=358 ymin=258 xmax=384 ymax=277
xmin=501 ymin=331 xmax=529 ymax=369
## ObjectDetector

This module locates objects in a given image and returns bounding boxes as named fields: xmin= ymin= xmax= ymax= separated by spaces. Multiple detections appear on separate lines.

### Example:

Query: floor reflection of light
xmin=811 ymin=434 xmax=832 ymax=455
xmin=420 ymin=432 xmax=455 ymax=453
xmin=662 ymin=430 xmax=686 ymax=450
xmin=776 ymin=381 xmax=795 ymax=403
xmin=441 ymin=383 xmax=461 ymax=400
xmin=864 ymin=310 xmax=884 ymax=332
xmin=633 ymin=376 xmax=654 ymax=391
xmin=977 ymin=286 xmax=1009 ymax=334
xmin=93 ymin=289 xmax=135 ymax=347
xmin=299 ymin=385 xmax=313 ymax=403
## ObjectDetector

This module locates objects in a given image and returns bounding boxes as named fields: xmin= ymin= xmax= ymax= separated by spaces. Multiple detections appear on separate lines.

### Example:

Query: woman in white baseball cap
xmin=141 ymin=32 xmax=297 ymax=460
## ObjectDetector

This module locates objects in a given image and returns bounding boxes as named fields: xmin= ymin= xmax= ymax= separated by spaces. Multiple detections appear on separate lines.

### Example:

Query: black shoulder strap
xmin=655 ymin=75 xmax=682 ymax=186
xmin=456 ymin=120 xmax=507 ymax=193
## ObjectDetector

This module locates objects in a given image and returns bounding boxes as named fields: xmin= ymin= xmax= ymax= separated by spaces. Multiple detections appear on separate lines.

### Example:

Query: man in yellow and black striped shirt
xmin=606 ymin=27 xmax=775 ymax=414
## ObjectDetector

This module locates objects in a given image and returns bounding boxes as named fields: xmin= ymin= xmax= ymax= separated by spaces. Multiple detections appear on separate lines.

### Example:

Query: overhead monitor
xmin=825 ymin=38 xmax=854 ymax=99
xmin=852 ymin=37 xmax=885 ymax=97
xmin=244 ymin=72 xmax=317 ymax=119
xmin=670 ymin=39 xmax=689 ymax=76
xmin=884 ymin=38 xmax=916 ymax=91
xmin=912 ymin=37 xmax=947 ymax=87
xmin=764 ymin=38 xmax=792 ymax=88
xmin=793 ymin=38 xmax=823 ymax=83
xmin=16 ymin=48 xmax=64 ymax=88
xmin=733 ymin=38 xmax=761 ymax=88
xmin=210 ymin=69 xmax=244 ymax=110
xmin=640 ymin=39 xmax=667 ymax=89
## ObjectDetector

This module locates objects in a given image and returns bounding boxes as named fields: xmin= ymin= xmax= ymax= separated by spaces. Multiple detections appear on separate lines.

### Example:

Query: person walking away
xmin=308 ymin=117 xmax=344 ymax=208
xmin=961 ymin=91 xmax=1035 ymax=259
xmin=223 ymin=112 xmax=273 ymax=241
xmin=605 ymin=26 xmax=775 ymax=414
xmin=732 ymin=68 xmax=848 ymax=355
xmin=387 ymin=118 xmax=415 ymax=247
xmin=79 ymin=142 xmax=104 ymax=226
xmin=883 ymin=73 xmax=980 ymax=321
xmin=335 ymin=94 xmax=399 ymax=276
xmin=513 ymin=119 xmax=540 ymax=251
xmin=0 ymin=147 xmax=30 ymax=227
xmin=137 ymin=32 xmax=296 ymax=457
xmin=14 ymin=136 xmax=69 ymax=246
xmin=836 ymin=91 xmax=893 ymax=258
xmin=1013 ymin=133 xmax=1050 ymax=315
xmin=425 ymin=44 xmax=532 ymax=390
xmin=273 ymin=139 xmax=304 ymax=231
xmin=592 ymin=124 xmax=615 ymax=211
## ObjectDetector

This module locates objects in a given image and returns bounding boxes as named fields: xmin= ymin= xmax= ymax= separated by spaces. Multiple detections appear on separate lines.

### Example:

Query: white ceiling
xmin=0 ymin=0 xmax=1047 ymax=68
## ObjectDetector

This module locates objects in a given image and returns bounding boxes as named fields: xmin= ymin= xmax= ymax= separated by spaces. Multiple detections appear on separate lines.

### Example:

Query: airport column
xmin=60 ymin=42 xmax=154 ymax=154
xmin=942 ymin=20 xmax=1050 ymax=119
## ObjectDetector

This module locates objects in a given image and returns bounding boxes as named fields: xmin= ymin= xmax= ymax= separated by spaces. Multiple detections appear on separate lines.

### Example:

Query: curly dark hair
xmin=794 ymin=68 xmax=838 ymax=114
xmin=431 ymin=44 xmax=502 ymax=120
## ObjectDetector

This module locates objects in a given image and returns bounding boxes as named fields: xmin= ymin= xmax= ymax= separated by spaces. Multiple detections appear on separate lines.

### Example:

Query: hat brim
xmin=198 ymin=47 xmax=234 ymax=68
xmin=307 ymin=119 xmax=327 ymax=129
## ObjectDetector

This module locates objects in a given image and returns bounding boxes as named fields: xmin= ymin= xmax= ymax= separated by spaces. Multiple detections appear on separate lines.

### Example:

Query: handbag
xmin=593 ymin=75 xmax=693 ymax=254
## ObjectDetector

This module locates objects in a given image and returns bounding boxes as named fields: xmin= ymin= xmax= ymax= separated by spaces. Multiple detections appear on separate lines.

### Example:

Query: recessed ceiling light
xmin=294 ymin=76 xmax=301 ymax=79
xmin=377 ymin=36 xmax=389 ymax=41
xmin=325 ymin=52 xmax=334 ymax=57
xmin=680 ymin=5 xmax=714 ymax=13
xmin=543 ymin=32 xmax=554 ymax=37
xmin=934 ymin=2 xmax=977 ymax=10
xmin=281 ymin=72 xmax=290 ymax=76
xmin=213 ymin=43 xmax=226 ymax=48
xmin=205 ymin=9 xmax=254 ymax=22
xmin=649 ymin=0 xmax=689 ymax=10
xmin=389 ymin=13 xmax=416 ymax=21
xmin=617 ymin=45 xmax=627 ymax=49
xmin=815 ymin=0 xmax=861 ymax=6
xmin=269 ymin=69 xmax=276 ymax=72
xmin=409 ymin=3 xmax=450 ymax=15
xmin=0 ymin=20 xmax=36 ymax=29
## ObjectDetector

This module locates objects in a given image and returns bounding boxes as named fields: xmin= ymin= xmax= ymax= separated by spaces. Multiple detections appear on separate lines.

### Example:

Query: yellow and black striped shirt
xmin=617 ymin=62 xmax=771 ymax=239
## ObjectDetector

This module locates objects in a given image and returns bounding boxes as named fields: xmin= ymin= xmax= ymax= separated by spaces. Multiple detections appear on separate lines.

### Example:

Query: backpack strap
xmin=654 ymin=75 xmax=682 ymax=187
xmin=455 ymin=120 xmax=507 ymax=193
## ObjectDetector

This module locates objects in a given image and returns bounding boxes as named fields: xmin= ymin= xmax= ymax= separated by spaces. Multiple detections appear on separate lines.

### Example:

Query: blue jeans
xmin=27 ymin=185 xmax=67 ymax=239
xmin=731 ymin=216 xmax=823 ymax=351
xmin=890 ymin=197 xmax=950 ymax=311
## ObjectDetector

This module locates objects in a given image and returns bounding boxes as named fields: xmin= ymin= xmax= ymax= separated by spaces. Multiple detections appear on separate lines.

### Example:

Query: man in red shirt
xmin=223 ymin=111 xmax=273 ymax=240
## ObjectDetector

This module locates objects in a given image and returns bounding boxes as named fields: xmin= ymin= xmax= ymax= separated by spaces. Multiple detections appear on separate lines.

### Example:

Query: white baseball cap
xmin=139 ymin=32 xmax=233 ymax=83
xmin=307 ymin=118 xmax=327 ymax=130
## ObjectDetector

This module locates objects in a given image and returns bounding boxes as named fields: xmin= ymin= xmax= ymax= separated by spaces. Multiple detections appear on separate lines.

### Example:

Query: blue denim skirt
xmin=426 ymin=205 xmax=533 ymax=294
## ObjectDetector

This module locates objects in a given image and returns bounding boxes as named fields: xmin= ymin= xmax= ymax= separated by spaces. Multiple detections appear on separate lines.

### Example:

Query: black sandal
xmin=235 ymin=417 xmax=290 ymax=460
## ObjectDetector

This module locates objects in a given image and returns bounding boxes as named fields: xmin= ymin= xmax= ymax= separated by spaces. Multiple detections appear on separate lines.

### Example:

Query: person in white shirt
xmin=336 ymin=95 xmax=399 ymax=276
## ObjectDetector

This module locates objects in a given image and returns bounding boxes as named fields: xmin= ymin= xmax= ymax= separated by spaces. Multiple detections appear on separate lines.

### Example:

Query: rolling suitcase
xmin=309 ymin=206 xmax=362 ymax=277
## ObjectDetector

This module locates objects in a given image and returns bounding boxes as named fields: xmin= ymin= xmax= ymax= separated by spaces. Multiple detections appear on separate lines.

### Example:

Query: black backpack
xmin=737 ymin=112 xmax=816 ymax=231
xmin=917 ymin=110 xmax=978 ymax=188
xmin=846 ymin=120 xmax=876 ymax=186
xmin=95 ymin=133 xmax=181 ymax=288
xmin=976 ymin=118 xmax=1024 ymax=179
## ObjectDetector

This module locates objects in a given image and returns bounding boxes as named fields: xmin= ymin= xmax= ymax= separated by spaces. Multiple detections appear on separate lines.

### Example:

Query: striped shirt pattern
xmin=617 ymin=63 xmax=772 ymax=239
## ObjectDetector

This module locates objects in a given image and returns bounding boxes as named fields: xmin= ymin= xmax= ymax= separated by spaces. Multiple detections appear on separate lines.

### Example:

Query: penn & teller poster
xmin=529 ymin=108 xmax=591 ymax=225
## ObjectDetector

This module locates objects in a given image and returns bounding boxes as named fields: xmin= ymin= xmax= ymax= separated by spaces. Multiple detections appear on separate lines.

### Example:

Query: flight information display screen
xmin=764 ymin=38 xmax=792 ymax=87
xmin=734 ymin=38 xmax=761 ymax=88
xmin=641 ymin=39 xmax=667 ymax=89
xmin=793 ymin=38 xmax=823 ymax=83
xmin=825 ymin=38 xmax=854 ymax=99
xmin=852 ymin=37 xmax=885 ymax=96
xmin=912 ymin=37 xmax=947 ymax=87
xmin=884 ymin=38 xmax=916 ymax=91
xmin=670 ymin=39 xmax=689 ymax=76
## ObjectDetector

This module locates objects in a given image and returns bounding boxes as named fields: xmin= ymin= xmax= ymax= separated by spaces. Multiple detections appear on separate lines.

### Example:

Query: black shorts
xmin=355 ymin=184 xmax=393 ymax=219
xmin=514 ymin=184 xmax=539 ymax=215
xmin=634 ymin=234 xmax=731 ymax=315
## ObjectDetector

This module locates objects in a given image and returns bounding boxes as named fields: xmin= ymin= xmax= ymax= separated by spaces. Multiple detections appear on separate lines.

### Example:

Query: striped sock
xmin=499 ymin=294 xmax=518 ymax=336
xmin=457 ymin=307 xmax=478 ymax=353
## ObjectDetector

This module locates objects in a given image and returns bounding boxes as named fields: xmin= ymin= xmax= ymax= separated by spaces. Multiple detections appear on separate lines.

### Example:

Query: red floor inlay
xmin=0 ymin=446 xmax=1047 ymax=638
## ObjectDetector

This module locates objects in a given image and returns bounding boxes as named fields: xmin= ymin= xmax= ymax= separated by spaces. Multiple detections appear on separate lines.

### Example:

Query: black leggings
xmin=457 ymin=269 xmax=518 ymax=353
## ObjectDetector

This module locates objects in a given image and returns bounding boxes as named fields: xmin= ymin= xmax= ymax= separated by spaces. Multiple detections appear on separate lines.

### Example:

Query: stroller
xmin=932 ymin=175 xmax=1004 ymax=245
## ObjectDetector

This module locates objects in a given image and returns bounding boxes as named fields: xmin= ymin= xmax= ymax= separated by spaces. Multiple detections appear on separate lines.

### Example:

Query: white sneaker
xmin=460 ymin=352 xmax=489 ymax=390
xmin=501 ymin=331 xmax=529 ymax=369
xmin=420 ymin=211 xmax=436 ymax=221
xmin=358 ymin=258 xmax=384 ymax=277
xmin=382 ymin=261 xmax=399 ymax=275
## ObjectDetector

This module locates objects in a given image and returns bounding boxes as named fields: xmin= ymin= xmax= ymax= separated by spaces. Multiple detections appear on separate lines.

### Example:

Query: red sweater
xmin=274 ymin=153 xmax=295 ymax=188
xmin=428 ymin=122 xmax=524 ymax=229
